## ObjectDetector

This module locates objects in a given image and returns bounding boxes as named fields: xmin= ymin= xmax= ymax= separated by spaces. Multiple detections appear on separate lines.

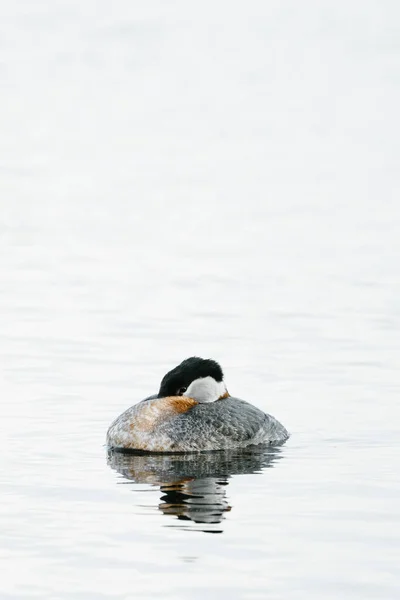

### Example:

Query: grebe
xmin=106 ymin=357 xmax=289 ymax=452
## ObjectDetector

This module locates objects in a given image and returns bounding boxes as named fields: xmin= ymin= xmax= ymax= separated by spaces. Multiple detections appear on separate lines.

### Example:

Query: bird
xmin=106 ymin=356 xmax=289 ymax=453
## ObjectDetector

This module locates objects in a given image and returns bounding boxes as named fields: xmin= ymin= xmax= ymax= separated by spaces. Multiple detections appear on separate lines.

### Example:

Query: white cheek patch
xmin=185 ymin=376 xmax=227 ymax=403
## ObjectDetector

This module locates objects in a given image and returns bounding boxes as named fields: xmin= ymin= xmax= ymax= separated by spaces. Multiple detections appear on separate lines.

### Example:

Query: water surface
xmin=1 ymin=1 xmax=399 ymax=599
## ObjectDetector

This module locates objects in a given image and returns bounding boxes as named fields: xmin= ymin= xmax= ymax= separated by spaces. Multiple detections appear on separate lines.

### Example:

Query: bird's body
xmin=106 ymin=357 xmax=289 ymax=453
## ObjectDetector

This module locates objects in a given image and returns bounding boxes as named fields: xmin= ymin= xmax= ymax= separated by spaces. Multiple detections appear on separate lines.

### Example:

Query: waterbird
xmin=107 ymin=357 xmax=289 ymax=452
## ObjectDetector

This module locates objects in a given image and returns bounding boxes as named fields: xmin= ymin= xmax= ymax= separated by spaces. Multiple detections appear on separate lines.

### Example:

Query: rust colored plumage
xmin=127 ymin=395 xmax=198 ymax=438
xmin=164 ymin=396 xmax=199 ymax=413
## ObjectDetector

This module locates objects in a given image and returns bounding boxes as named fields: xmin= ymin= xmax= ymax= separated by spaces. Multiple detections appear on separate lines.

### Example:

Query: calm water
xmin=1 ymin=1 xmax=400 ymax=598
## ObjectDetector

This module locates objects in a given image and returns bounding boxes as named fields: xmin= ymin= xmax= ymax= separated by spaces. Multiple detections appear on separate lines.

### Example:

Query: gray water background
xmin=1 ymin=1 xmax=399 ymax=598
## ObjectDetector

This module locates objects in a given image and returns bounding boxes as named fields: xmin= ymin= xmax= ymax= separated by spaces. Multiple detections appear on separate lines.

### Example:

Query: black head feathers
xmin=158 ymin=357 xmax=224 ymax=398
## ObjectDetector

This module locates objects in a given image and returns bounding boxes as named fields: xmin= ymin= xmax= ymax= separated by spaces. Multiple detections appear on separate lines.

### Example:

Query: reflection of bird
xmin=159 ymin=478 xmax=231 ymax=526
xmin=108 ymin=448 xmax=282 ymax=530
xmin=107 ymin=357 xmax=289 ymax=452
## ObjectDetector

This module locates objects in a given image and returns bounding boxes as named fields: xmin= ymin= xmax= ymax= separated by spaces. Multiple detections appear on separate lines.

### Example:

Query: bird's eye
xmin=177 ymin=386 xmax=187 ymax=396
